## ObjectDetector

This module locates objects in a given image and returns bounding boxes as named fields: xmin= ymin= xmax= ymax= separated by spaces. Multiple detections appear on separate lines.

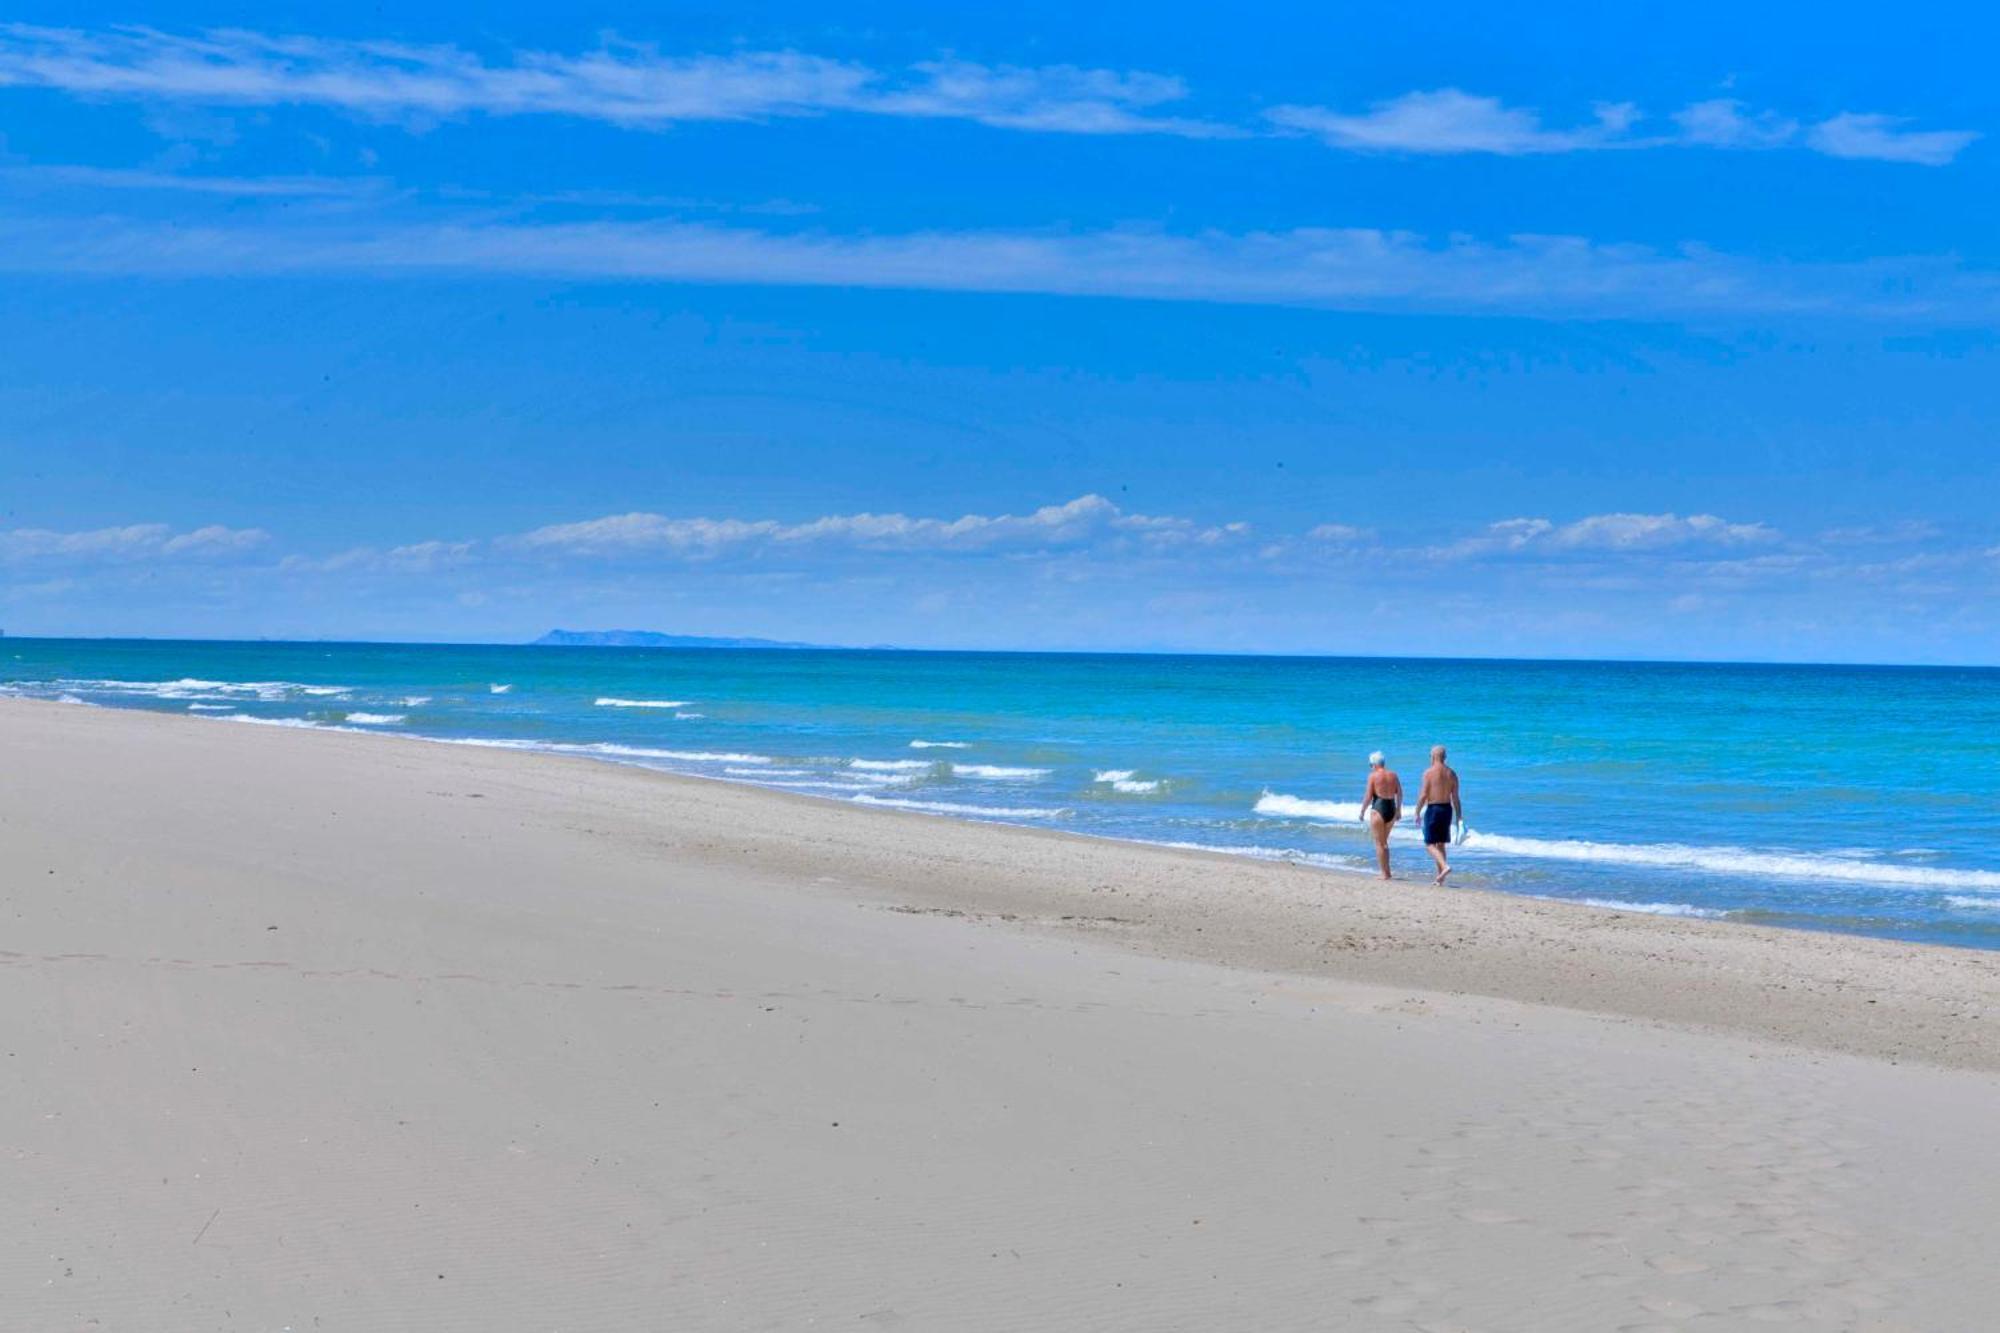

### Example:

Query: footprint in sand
xmin=1645 ymin=1254 xmax=1710 ymax=1275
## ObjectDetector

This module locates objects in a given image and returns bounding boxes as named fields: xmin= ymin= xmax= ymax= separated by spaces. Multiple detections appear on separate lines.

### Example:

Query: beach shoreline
xmin=10 ymin=640 xmax=1998 ymax=950
xmin=6 ymin=695 xmax=2000 ymax=1328
xmin=8 ymin=696 xmax=1998 ymax=1071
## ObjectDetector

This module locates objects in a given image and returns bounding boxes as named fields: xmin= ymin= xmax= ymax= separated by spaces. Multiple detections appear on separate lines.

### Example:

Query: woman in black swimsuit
xmin=1359 ymin=750 xmax=1403 ymax=880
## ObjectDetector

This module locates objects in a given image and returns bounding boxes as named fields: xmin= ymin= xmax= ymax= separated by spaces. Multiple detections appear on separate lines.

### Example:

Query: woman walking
xmin=1358 ymin=750 xmax=1403 ymax=880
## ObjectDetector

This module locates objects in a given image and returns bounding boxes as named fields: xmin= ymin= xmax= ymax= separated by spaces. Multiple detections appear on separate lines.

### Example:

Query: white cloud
xmin=510 ymin=513 xmax=781 ymax=556
xmin=0 ymin=24 xmax=1220 ymax=138
xmin=1544 ymin=512 xmax=1776 ymax=550
xmin=1271 ymin=89 xmax=1974 ymax=166
xmin=160 ymin=523 xmax=272 ymax=555
xmin=1268 ymin=89 xmax=1635 ymax=155
xmin=510 ymin=494 xmax=1247 ymax=559
xmin=1672 ymin=98 xmax=1797 ymax=149
xmin=1807 ymin=113 xmax=1980 ymax=166
xmin=8 ymin=212 xmax=1997 ymax=323
xmin=1818 ymin=519 xmax=1942 ymax=545
xmin=1434 ymin=512 xmax=1777 ymax=559
xmin=279 ymin=539 xmax=475 ymax=572
xmin=3 ymin=26 xmax=1972 ymax=168
xmin=1306 ymin=522 xmax=1372 ymax=543
xmin=0 ymin=162 xmax=377 ymax=197
xmin=1 ymin=522 xmax=269 ymax=562
xmin=863 ymin=60 xmax=1227 ymax=138
xmin=0 ymin=161 xmax=378 ymax=196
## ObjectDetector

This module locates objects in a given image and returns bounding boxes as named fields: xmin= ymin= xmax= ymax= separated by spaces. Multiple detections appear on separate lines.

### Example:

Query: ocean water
xmin=7 ymin=638 xmax=2000 ymax=950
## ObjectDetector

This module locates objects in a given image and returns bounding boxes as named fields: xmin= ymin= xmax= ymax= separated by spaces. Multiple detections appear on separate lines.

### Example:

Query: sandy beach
xmin=4 ymin=695 xmax=1998 ymax=1330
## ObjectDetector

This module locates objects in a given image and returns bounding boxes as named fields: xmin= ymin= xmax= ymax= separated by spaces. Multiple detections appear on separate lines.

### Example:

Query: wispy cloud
xmin=5 ymin=212 xmax=1996 ymax=323
xmin=1806 ymin=113 xmax=1981 ymax=167
xmin=1432 ymin=512 xmax=1777 ymax=559
xmin=1267 ymin=90 xmax=1639 ymax=155
xmin=1270 ymin=88 xmax=1978 ymax=165
xmin=0 ymin=24 xmax=1223 ymax=138
xmin=32 ymin=507 xmax=2000 ymax=638
xmin=510 ymin=494 xmax=1248 ymax=559
xmin=853 ymin=59 xmax=1225 ymax=137
xmin=274 ymin=506 xmax=1803 ymax=578
xmin=1306 ymin=522 xmax=1374 ymax=543
xmin=1 ymin=521 xmax=269 ymax=562
xmin=1817 ymin=519 xmax=1942 ymax=546
xmin=278 ymin=539 xmax=475 ymax=573
xmin=1672 ymin=98 xmax=1798 ymax=149
xmin=0 ymin=161 xmax=378 ymax=197
xmin=0 ymin=26 xmax=1971 ymax=165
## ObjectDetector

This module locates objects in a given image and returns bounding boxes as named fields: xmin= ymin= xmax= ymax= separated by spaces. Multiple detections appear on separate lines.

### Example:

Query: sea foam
xmin=574 ymin=744 xmax=772 ymax=764
xmin=45 ymin=677 xmax=353 ymax=702
xmin=594 ymin=698 xmax=691 ymax=709
xmin=1462 ymin=830 xmax=2000 ymax=891
xmin=1253 ymin=790 xmax=2000 ymax=890
xmin=1565 ymin=897 xmax=1727 ymax=919
xmin=443 ymin=737 xmax=776 ymax=765
xmin=1154 ymin=840 xmax=1360 ymax=872
xmin=852 ymin=794 xmax=1069 ymax=819
xmin=909 ymin=739 xmax=969 ymax=749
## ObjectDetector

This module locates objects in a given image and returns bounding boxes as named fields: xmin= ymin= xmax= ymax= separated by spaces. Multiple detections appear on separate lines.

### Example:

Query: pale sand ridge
xmin=3 ymin=698 xmax=1997 ymax=1329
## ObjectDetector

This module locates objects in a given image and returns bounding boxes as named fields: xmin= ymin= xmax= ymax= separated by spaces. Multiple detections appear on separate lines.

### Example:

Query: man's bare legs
xmin=1426 ymin=840 xmax=1451 ymax=884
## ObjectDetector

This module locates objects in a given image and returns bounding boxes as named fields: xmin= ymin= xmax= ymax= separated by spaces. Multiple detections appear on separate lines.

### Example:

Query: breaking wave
xmin=1254 ymin=791 xmax=1355 ymax=821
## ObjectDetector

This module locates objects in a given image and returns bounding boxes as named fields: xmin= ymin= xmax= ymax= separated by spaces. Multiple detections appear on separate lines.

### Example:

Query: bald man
xmin=1415 ymin=745 xmax=1463 ymax=884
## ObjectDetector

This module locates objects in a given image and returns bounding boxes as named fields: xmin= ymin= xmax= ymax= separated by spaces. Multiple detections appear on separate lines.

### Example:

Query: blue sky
xmin=2 ymin=3 xmax=1997 ymax=660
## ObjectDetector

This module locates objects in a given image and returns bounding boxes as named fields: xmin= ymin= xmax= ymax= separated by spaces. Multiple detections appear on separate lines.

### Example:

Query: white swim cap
xmin=1368 ymin=750 xmax=1385 ymax=766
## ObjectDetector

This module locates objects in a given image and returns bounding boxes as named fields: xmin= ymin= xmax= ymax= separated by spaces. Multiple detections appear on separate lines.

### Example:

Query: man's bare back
xmin=1417 ymin=761 xmax=1459 ymax=810
xmin=1416 ymin=746 xmax=1463 ymax=884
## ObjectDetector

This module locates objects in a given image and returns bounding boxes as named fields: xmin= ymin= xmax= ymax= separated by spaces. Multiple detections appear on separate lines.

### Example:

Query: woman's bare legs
xmin=1368 ymin=811 xmax=1393 ymax=879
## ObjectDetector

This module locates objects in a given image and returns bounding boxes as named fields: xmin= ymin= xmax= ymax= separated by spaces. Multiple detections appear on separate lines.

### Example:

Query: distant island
xmin=530 ymin=629 xmax=833 ymax=650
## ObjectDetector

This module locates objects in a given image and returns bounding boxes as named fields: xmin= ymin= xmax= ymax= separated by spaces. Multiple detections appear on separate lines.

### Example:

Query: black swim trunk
xmin=1422 ymin=803 xmax=1454 ymax=846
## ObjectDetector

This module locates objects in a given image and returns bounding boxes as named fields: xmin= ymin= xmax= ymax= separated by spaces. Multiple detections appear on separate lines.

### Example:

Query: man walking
xmin=1415 ymin=745 xmax=1463 ymax=884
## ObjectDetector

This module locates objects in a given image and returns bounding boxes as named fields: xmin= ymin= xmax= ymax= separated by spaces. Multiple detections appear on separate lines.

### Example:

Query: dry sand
xmin=3 ymin=696 xmax=1997 ymax=1330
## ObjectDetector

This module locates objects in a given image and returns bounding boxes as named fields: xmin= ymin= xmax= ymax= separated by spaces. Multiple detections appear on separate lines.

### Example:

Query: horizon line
xmin=4 ymin=631 xmax=1994 ymax=673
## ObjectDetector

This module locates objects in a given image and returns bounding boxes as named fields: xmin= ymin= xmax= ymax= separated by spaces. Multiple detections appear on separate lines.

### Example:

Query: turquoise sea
xmin=7 ymin=638 xmax=1999 ymax=949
